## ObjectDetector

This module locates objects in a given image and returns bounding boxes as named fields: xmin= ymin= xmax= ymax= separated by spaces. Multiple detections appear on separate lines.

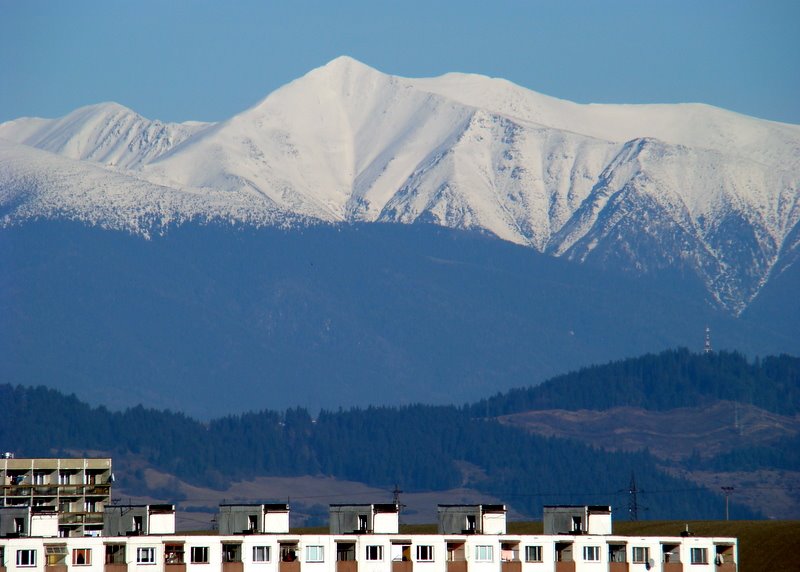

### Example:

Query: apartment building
xmin=0 ymin=502 xmax=738 ymax=572
xmin=0 ymin=456 xmax=112 ymax=538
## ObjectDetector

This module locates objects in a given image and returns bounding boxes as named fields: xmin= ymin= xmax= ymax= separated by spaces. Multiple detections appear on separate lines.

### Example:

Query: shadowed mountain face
xmin=1 ymin=221 xmax=795 ymax=417
xmin=2 ymin=57 xmax=799 ymax=315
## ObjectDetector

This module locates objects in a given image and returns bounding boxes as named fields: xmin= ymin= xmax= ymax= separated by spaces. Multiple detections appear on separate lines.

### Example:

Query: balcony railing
xmin=337 ymin=561 xmax=358 ymax=572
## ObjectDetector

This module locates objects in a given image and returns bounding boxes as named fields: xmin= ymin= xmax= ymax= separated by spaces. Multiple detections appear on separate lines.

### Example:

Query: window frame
xmin=137 ymin=547 xmax=156 ymax=565
xmin=416 ymin=545 xmax=434 ymax=562
xmin=524 ymin=545 xmax=542 ymax=563
xmin=582 ymin=546 xmax=600 ymax=562
xmin=73 ymin=548 xmax=92 ymax=566
xmin=190 ymin=547 xmax=209 ymax=564
xmin=17 ymin=550 xmax=37 ymax=568
xmin=632 ymin=547 xmax=650 ymax=564
xmin=305 ymin=546 xmax=324 ymax=563
xmin=365 ymin=546 xmax=384 ymax=561
xmin=690 ymin=547 xmax=708 ymax=565
xmin=475 ymin=546 xmax=494 ymax=563
xmin=252 ymin=546 xmax=271 ymax=563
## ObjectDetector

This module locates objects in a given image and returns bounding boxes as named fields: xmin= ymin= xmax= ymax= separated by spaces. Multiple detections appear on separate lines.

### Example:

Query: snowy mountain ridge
xmin=1 ymin=56 xmax=798 ymax=314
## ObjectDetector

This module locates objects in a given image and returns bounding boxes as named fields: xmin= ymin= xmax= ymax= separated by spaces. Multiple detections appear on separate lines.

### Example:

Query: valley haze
xmin=1 ymin=57 xmax=798 ymax=416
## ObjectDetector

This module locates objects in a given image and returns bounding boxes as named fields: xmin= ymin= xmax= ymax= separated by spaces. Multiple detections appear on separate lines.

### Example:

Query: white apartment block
xmin=0 ymin=503 xmax=738 ymax=572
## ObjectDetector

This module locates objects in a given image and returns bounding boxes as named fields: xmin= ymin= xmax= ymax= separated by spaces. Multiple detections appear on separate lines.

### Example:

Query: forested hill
xmin=468 ymin=349 xmax=800 ymax=417
xmin=0 ymin=383 xmax=756 ymax=521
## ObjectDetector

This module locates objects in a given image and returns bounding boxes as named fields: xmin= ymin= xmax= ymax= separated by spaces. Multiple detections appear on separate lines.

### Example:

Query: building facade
xmin=0 ymin=503 xmax=738 ymax=572
xmin=0 ymin=457 xmax=112 ymax=538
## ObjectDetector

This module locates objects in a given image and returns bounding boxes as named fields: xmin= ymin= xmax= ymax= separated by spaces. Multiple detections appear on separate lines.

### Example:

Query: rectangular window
xmin=137 ymin=547 xmax=156 ymax=565
xmin=366 ymin=546 xmax=383 ymax=561
xmin=416 ymin=546 xmax=434 ymax=562
xmin=105 ymin=545 xmax=126 ymax=565
xmin=691 ymin=548 xmax=708 ymax=564
xmin=305 ymin=546 xmax=324 ymax=563
xmin=59 ymin=472 xmax=70 ymax=485
xmin=475 ymin=546 xmax=493 ymax=562
xmin=252 ymin=547 xmax=271 ymax=563
xmin=165 ymin=544 xmax=185 ymax=565
xmin=583 ymin=546 xmax=599 ymax=562
xmin=632 ymin=547 xmax=649 ymax=564
xmin=524 ymin=546 xmax=542 ymax=563
xmin=33 ymin=472 xmax=47 ymax=485
xmin=17 ymin=550 xmax=37 ymax=567
xmin=46 ymin=546 xmax=67 ymax=566
xmin=191 ymin=547 xmax=209 ymax=564
xmin=222 ymin=545 xmax=242 ymax=564
xmin=73 ymin=549 xmax=92 ymax=566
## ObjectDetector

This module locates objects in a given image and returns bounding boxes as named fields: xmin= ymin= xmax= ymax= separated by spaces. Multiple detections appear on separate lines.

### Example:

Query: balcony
xmin=500 ymin=561 xmax=520 ymax=572
xmin=338 ymin=562 xmax=358 ymax=572
xmin=663 ymin=564 xmax=682 ymax=572
xmin=554 ymin=564 xmax=575 ymax=572
xmin=105 ymin=565 xmax=127 ymax=572
xmin=392 ymin=562 xmax=412 ymax=572
xmin=223 ymin=564 xmax=244 ymax=572
xmin=446 ymin=562 xmax=467 ymax=572
xmin=59 ymin=512 xmax=104 ymax=525
xmin=279 ymin=562 xmax=299 ymax=572
xmin=609 ymin=564 xmax=629 ymax=572
xmin=45 ymin=566 xmax=67 ymax=572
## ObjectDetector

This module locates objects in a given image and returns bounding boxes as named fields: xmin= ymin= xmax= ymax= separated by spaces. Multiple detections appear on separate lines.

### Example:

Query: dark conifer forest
xmin=3 ymin=349 xmax=797 ymax=520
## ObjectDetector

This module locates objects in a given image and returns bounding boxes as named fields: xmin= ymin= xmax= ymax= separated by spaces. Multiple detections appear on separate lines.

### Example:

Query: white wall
xmin=148 ymin=513 xmax=175 ymax=535
xmin=263 ymin=512 xmax=289 ymax=534
xmin=481 ymin=513 xmax=506 ymax=535
xmin=372 ymin=513 xmax=398 ymax=534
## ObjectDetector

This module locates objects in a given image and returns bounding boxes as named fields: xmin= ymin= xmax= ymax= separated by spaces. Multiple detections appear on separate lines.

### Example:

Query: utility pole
xmin=721 ymin=486 xmax=734 ymax=520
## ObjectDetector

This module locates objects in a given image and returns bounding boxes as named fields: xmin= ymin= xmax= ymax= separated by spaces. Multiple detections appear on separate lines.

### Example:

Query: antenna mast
xmin=703 ymin=326 xmax=713 ymax=354
xmin=628 ymin=472 xmax=639 ymax=521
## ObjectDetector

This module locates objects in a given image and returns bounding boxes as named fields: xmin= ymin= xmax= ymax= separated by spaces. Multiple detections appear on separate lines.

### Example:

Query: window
xmin=253 ymin=547 xmax=271 ymax=563
xmin=248 ymin=515 xmax=258 ymax=532
xmin=416 ymin=546 xmax=434 ymax=562
xmin=17 ymin=550 xmax=37 ymax=567
xmin=165 ymin=544 xmax=185 ymax=565
xmin=357 ymin=514 xmax=368 ymax=532
xmin=524 ymin=546 xmax=542 ymax=563
xmin=305 ymin=546 xmax=324 ymax=563
xmin=583 ymin=546 xmax=600 ymax=562
xmin=59 ymin=472 xmax=70 ymax=485
xmin=475 ymin=546 xmax=493 ymax=562
xmin=466 ymin=515 xmax=477 ymax=532
xmin=222 ymin=545 xmax=242 ymax=564
xmin=73 ymin=549 xmax=92 ymax=566
xmin=85 ymin=500 xmax=97 ymax=512
xmin=632 ymin=547 xmax=649 ymax=564
xmin=137 ymin=547 xmax=156 ymax=565
xmin=33 ymin=472 xmax=47 ymax=485
xmin=608 ymin=545 xmax=626 ymax=563
xmin=691 ymin=548 xmax=708 ymax=564
xmin=191 ymin=547 xmax=209 ymax=564
xmin=105 ymin=545 xmax=126 ymax=565
xmin=366 ymin=546 xmax=383 ymax=561
xmin=46 ymin=546 xmax=67 ymax=566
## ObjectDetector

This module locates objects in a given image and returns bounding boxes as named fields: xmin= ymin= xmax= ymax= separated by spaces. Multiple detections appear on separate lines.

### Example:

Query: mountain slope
xmin=1 ymin=56 xmax=798 ymax=314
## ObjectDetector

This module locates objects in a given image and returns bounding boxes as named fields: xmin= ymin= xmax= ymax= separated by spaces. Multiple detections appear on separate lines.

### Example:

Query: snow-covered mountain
xmin=2 ymin=56 xmax=799 ymax=313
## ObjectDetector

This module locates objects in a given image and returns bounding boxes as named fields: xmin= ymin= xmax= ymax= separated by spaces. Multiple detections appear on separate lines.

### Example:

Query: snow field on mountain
xmin=1 ymin=55 xmax=798 ymax=312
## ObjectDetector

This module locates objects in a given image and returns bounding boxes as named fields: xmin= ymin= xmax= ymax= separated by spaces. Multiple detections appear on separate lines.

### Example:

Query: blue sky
xmin=1 ymin=0 xmax=798 ymax=124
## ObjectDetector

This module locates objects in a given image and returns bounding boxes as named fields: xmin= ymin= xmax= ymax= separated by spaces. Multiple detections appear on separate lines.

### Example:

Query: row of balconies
xmin=24 ymin=562 xmax=736 ymax=572
xmin=1 ymin=485 xmax=110 ymax=496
